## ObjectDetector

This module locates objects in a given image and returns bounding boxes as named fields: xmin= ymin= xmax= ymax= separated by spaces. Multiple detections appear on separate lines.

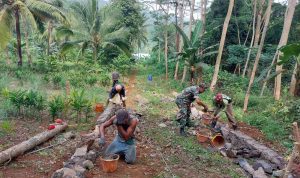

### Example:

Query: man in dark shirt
xmin=109 ymin=84 xmax=126 ymax=107
xmin=99 ymin=109 xmax=139 ymax=164
xmin=175 ymin=83 xmax=208 ymax=136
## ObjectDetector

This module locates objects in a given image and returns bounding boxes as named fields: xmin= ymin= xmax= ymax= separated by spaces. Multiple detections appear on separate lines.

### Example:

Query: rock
xmin=224 ymin=143 xmax=232 ymax=150
xmin=253 ymin=167 xmax=268 ymax=178
xmin=61 ymin=168 xmax=77 ymax=178
xmin=253 ymin=160 xmax=274 ymax=174
xmin=51 ymin=168 xmax=64 ymax=178
xmin=158 ymin=123 xmax=167 ymax=128
xmin=74 ymin=165 xmax=86 ymax=174
xmin=64 ymin=131 xmax=76 ymax=139
xmin=86 ymin=150 xmax=97 ymax=162
xmin=83 ymin=160 xmax=94 ymax=170
xmin=72 ymin=146 xmax=88 ymax=158
xmin=272 ymin=170 xmax=284 ymax=177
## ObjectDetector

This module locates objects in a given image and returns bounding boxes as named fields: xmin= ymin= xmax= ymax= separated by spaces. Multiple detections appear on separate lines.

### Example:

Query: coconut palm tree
xmin=0 ymin=0 xmax=67 ymax=66
xmin=59 ymin=0 xmax=131 ymax=61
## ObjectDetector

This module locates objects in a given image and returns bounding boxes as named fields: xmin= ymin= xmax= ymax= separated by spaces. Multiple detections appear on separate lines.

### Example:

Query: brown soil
xmin=0 ymin=119 xmax=80 ymax=178
xmin=0 ymin=71 xmax=294 ymax=178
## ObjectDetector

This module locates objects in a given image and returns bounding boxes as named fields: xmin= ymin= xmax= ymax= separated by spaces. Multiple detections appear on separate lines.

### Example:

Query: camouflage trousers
xmin=175 ymin=98 xmax=192 ymax=128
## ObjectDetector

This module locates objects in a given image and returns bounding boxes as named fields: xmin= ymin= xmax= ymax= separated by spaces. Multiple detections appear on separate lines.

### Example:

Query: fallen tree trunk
xmin=0 ymin=123 xmax=68 ymax=165
xmin=221 ymin=126 xmax=285 ymax=169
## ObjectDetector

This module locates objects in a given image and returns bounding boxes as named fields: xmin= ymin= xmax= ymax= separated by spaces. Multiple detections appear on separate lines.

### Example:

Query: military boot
xmin=180 ymin=127 xmax=187 ymax=136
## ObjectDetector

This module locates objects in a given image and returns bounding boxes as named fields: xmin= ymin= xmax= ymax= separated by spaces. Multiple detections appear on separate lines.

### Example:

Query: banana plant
xmin=278 ymin=43 xmax=300 ymax=96
xmin=174 ymin=20 xmax=218 ymax=83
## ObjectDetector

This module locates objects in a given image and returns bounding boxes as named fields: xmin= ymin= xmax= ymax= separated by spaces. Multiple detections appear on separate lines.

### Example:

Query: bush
xmin=48 ymin=95 xmax=65 ymax=121
xmin=70 ymin=89 xmax=89 ymax=123
xmin=52 ymin=74 xmax=63 ymax=88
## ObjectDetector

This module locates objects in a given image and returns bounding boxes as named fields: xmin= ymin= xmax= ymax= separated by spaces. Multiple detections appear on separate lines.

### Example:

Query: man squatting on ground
xmin=175 ymin=83 xmax=208 ymax=136
xmin=212 ymin=93 xmax=238 ymax=130
xmin=98 ymin=109 xmax=139 ymax=164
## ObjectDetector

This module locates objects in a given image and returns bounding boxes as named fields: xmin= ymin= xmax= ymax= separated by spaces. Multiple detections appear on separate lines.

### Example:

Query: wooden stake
xmin=284 ymin=142 xmax=300 ymax=178
xmin=292 ymin=122 xmax=300 ymax=142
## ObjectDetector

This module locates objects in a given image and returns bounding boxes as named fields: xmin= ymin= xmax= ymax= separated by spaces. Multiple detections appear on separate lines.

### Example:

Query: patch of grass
xmin=0 ymin=120 xmax=14 ymax=134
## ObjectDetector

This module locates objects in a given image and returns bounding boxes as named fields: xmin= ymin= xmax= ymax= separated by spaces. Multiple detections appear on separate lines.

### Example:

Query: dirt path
xmin=85 ymin=70 xmax=165 ymax=177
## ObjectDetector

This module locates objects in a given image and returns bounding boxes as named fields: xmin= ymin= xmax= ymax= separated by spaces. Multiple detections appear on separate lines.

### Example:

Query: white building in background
xmin=132 ymin=53 xmax=150 ymax=59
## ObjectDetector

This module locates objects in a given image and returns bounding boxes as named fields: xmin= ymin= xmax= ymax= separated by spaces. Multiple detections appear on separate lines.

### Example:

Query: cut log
xmin=221 ymin=126 xmax=285 ymax=169
xmin=0 ymin=123 xmax=68 ymax=165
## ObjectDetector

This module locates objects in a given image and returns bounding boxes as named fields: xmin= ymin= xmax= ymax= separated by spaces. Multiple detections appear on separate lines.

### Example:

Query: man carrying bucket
xmin=175 ymin=83 xmax=209 ymax=136
xmin=98 ymin=109 xmax=139 ymax=164
xmin=212 ymin=93 xmax=238 ymax=130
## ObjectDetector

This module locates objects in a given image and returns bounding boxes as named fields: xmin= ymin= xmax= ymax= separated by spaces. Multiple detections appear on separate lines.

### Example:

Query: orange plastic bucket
xmin=95 ymin=103 xmax=104 ymax=113
xmin=100 ymin=154 xmax=120 ymax=173
xmin=211 ymin=134 xmax=225 ymax=148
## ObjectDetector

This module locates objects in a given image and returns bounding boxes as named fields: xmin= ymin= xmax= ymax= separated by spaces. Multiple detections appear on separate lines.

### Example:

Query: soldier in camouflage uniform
xmin=175 ymin=83 xmax=208 ymax=136
xmin=212 ymin=93 xmax=238 ymax=130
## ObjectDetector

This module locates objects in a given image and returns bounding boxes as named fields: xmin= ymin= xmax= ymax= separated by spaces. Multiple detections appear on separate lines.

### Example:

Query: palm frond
xmin=60 ymin=40 xmax=86 ymax=55
xmin=27 ymin=0 xmax=67 ymax=24
xmin=191 ymin=20 xmax=202 ymax=43
xmin=15 ymin=0 xmax=37 ymax=29
xmin=0 ymin=8 xmax=13 ymax=49
xmin=55 ymin=25 xmax=74 ymax=39
xmin=174 ymin=23 xmax=192 ymax=48
xmin=102 ymin=40 xmax=131 ymax=57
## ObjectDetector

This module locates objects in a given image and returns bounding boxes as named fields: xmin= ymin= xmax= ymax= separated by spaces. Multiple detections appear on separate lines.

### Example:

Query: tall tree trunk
xmin=260 ymin=51 xmax=278 ymax=96
xmin=164 ymin=4 xmax=169 ymax=80
xmin=234 ymin=9 xmax=241 ymax=45
xmin=181 ymin=0 xmax=195 ymax=84
xmin=245 ymin=0 xmax=265 ymax=77
xmin=93 ymin=45 xmax=98 ymax=61
xmin=210 ymin=0 xmax=235 ymax=91
xmin=243 ymin=0 xmax=272 ymax=112
xmin=274 ymin=0 xmax=297 ymax=100
xmin=200 ymin=0 xmax=207 ymax=35
xmin=15 ymin=7 xmax=22 ymax=66
xmin=174 ymin=0 xmax=183 ymax=80
xmin=295 ymin=61 xmax=300 ymax=96
xmin=47 ymin=21 xmax=53 ymax=56
xmin=243 ymin=22 xmax=252 ymax=46
xmin=254 ymin=0 xmax=265 ymax=46
xmin=5 ymin=47 xmax=11 ymax=65
xmin=23 ymin=20 xmax=32 ymax=66
xmin=188 ymin=0 xmax=195 ymax=38
xmin=158 ymin=40 xmax=161 ymax=62
xmin=289 ymin=62 xmax=297 ymax=95
xmin=243 ymin=0 xmax=257 ymax=78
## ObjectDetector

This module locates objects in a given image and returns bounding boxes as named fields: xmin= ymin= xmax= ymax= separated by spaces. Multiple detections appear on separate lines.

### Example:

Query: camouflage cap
xmin=112 ymin=72 xmax=119 ymax=80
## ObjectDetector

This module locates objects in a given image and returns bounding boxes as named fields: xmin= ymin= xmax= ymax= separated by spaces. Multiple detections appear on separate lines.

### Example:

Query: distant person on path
xmin=112 ymin=71 xmax=120 ymax=87
xmin=212 ymin=93 xmax=238 ymax=130
xmin=175 ymin=83 xmax=209 ymax=136
xmin=99 ymin=109 xmax=139 ymax=164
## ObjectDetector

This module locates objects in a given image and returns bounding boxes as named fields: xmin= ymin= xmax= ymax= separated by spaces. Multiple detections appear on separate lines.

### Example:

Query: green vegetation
xmin=0 ymin=0 xmax=299 ymax=177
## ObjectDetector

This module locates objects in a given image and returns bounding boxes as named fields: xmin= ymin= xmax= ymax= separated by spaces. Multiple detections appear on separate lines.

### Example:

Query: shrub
xmin=52 ymin=74 xmax=63 ymax=88
xmin=48 ymin=95 xmax=65 ymax=121
xmin=8 ymin=90 xmax=26 ymax=115
xmin=70 ymin=89 xmax=89 ymax=123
